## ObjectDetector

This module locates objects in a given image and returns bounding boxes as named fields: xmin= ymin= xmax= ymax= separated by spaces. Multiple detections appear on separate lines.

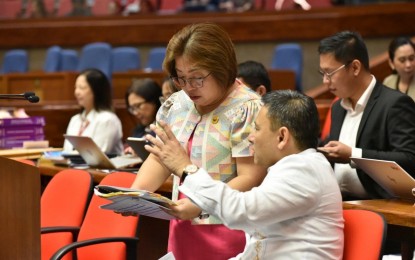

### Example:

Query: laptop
xmin=64 ymin=135 xmax=142 ymax=169
xmin=351 ymin=157 xmax=415 ymax=201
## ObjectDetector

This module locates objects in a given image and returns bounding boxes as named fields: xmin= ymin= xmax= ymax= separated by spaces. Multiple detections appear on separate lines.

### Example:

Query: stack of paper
xmin=94 ymin=185 xmax=177 ymax=220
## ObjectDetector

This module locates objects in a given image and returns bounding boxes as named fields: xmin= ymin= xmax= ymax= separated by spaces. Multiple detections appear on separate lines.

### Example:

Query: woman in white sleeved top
xmin=63 ymin=68 xmax=123 ymax=155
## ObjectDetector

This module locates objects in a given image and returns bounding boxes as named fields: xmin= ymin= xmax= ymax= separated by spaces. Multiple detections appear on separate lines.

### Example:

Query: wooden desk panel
xmin=0 ymin=72 xmax=78 ymax=103
xmin=0 ymin=71 xmax=167 ymax=102
xmin=112 ymin=71 xmax=166 ymax=99
xmin=0 ymin=157 xmax=40 ymax=259
xmin=268 ymin=69 xmax=295 ymax=91
xmin=343 ymin=199 xmax=415 ymax=228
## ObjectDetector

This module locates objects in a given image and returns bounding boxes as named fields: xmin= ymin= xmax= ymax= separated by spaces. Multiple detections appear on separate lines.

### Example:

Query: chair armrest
xmin=50 ymin=236 xmax=139 ymax=260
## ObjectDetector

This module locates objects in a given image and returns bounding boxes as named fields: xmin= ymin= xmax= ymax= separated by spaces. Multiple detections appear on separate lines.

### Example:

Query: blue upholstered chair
xmin=145 ymin=47 xmax=166 ymax=72
xmin=112 ymin=46 xmax=141 ymax=72
xmin=77 ymin=42 xmax=112 ymax=79
xmin=271 ymin=43 xmax=303 ymax=92
xmin=1 ymin=49 xmax=29 ymax=74
xmin=61 ymin=49 xmax=79 ymax=72
xmin=43 ymin=46 xmax=62 ymax=72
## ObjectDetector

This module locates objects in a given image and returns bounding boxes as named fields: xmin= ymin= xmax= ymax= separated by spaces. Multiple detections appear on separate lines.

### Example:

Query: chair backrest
xmin=343 ymin=209 xmax=387 ymax=260
xmin=76 ymin=171 xmax=139 ymax=259
xmin=61 ymin=49 xmax=79 ymax=71
xmin=43 ymin=45 xmax=62 ymax=72
xmin=77 ymin=42 xmax=112 ymax=79
xmin=112 ymin=46 xmax=141 ymax=72
xmin=2 ymin=49 xmax=29 ymax=74
xmin=145 ymin=47 xmax=166 ymax=72
xmin=271 ymin=43 xmax=303 ymax=92
xmin=41 ymin=169 xmax=93 ymax=260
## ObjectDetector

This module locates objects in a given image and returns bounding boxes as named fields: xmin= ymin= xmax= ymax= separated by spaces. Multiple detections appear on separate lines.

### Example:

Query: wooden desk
xmin=343 ymin=199 xmax=415 ymax=227
xmin=343 ymin=199 xmax=415 ymax=260
xmin=37 ymin=158 xmax=173 ymax=193
xmin=0 ymin=147 xmax=62 ymax=159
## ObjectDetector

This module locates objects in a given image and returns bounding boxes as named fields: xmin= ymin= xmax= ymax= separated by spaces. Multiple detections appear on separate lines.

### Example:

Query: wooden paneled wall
xmin=0 ymin=3 xmax=414 ymax=48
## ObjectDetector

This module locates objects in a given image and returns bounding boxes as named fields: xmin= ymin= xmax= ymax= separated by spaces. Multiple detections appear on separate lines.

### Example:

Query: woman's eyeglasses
xmin=128 ymin=102 xmax=146 ymax=114
xmin=170 ymin=73 xmax=211 ymax=89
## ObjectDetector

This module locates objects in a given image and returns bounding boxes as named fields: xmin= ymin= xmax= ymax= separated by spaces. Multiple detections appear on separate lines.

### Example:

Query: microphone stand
xmin=0 ymin=92 xmax=40 ymax=103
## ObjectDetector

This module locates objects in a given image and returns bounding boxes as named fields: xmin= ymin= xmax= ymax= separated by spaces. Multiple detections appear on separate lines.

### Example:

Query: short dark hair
xmin=163 ymin=22 xmax=237 ymax=90
xmin=262 ymin=90 xmax=320 ymax=150
xmin=237 ymin=60 xmax=271 ymax=93
xmin=80 ymin=68 xmax=112 ymax=111
xmin=125 ymin=78 xmax=162 ymax=110
xmin=318 ymin=31 xmax=370 ymax=71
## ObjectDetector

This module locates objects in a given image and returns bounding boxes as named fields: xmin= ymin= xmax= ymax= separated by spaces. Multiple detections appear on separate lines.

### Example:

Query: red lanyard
xmin=78 ymin=118 xmax=89 ymax=136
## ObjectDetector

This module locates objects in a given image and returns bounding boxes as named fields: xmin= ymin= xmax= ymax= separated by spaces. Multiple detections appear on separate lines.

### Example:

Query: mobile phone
xmin=126 ymin=137 xmax=150 ymax=159
xmin=317 ymin=148 xmax=329 ymax=155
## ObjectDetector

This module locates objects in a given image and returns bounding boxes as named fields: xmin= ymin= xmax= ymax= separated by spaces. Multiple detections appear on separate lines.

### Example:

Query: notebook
xmin=64 ymin=135 xmax=142 ymax=169
xmin=351 ymin=157 xmax=415 ymax=201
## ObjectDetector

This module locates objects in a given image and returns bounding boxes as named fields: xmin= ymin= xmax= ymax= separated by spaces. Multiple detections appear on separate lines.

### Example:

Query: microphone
xmin=0 ymin=92 xmax=40 ymax=103
xmin=27 ymin=95 xmax=40 ymax=103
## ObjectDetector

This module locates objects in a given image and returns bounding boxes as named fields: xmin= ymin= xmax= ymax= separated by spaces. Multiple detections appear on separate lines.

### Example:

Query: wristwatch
xmin=181 ymin=164 xmax=199 ymax=182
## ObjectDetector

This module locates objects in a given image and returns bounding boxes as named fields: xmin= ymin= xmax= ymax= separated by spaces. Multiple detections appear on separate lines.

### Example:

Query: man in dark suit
xmin=317 ymin=31 xmax=415 ymax=200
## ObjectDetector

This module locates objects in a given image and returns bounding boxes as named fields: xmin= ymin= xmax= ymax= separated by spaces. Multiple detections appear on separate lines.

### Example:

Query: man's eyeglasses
xmin=128 ymin=102 xmax=146 ymax=114
xmin=318 ymin=63 xmax=348 ymax=81
xmin=170 ymin=73 xmax=211 ymax=89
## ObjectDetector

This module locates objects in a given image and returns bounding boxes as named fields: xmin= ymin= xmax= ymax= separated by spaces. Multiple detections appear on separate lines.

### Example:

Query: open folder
xmin=94 ymin=185 xmax=177 ymax=220
xmin=351 ymin=157 xmax=415 ymax=201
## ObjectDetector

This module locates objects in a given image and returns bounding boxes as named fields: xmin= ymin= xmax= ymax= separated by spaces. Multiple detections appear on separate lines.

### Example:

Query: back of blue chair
xmin=112 ymin=46 xmax=141 ymax=72
xmin=43 ymin=46 xmax=62 ymax=72
xmin=61 ymin=49 xmax=79 ymax=72
xmin=77 ymin=42 xmax=112 ymax=79
xmin=2 ymin=49 xmax=29 ymax=74
xmin=271 ymin=43 xmax=303 ymax=92
xmin=145 ymin=47 xmax=166 ymax=72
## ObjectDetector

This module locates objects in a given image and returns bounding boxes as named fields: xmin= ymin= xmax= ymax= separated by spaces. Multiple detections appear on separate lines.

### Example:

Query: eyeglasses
xmin=128 ymin=101 xmax=146 ymax=114
xmin=170 ymin=73 xmax=211 ymax=89
xmin=318 ymin=64 xmax=347 ymax=81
